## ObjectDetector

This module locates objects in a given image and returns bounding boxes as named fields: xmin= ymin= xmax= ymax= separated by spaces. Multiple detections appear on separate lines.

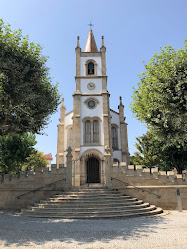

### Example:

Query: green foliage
xmin=0 ymin=19 xmax=61 ymax=135
xmin=0 ymin=133 xmax=36 ymax=174
xmin=131 ymin=42 xmax=187 ymax=173
xmin=132 ymin=131 xmax=187 ymax=173
xmin=129 ymin=155 xmax=136 ymax=165
xmin=131 ymin=42 xmax=187 ymax=144
xmin=22 ymin=151 xmax=48 ymax=171
xmin=133 ymin=131 xmax=162 ymax=168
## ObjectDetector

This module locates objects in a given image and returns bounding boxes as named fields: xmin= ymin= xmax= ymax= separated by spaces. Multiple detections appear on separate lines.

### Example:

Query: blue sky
xmin=1 ymin=0 xmax=186 ymax=162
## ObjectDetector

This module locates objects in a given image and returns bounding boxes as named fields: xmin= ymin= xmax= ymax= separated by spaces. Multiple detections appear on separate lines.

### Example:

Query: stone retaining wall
xmin=0 ymin=165 xmax=70 ymax=210
xmin=111 ymin=164 xmax=187 ymax=210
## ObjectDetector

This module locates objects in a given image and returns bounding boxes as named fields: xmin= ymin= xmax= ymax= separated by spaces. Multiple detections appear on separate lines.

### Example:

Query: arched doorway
xmin=87 ymin=156 xmax=100 ymax=183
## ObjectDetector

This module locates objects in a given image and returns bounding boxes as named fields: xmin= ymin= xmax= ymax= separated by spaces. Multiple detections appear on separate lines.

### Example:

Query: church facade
xmin=56 ymin=29 xmax=129 ymax=186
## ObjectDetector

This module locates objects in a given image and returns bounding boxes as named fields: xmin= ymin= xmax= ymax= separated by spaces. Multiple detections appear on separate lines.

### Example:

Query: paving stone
xmin=0 ymin=211 xmax=186 ymax=248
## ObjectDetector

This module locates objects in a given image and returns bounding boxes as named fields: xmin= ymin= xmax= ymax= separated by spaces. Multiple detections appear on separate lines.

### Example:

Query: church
xmin=56 ymin=28 xmax=130 ymax=187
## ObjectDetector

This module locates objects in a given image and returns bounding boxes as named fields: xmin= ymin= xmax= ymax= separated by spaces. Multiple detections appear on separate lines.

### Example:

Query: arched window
xmin=93 ymin=120 xmax=99 ymax=142
xmin=69 ymin=128 xmax=72 ymax=148
xmin=111 ymin=126 xmax=117 ymax=149
xmin=83 ymin=117 xmax=101 ymax=145
xmin=88 ymin=62 xmax=94 ymax=75
xmin=85 ymin=120 xmax=91 ymax=143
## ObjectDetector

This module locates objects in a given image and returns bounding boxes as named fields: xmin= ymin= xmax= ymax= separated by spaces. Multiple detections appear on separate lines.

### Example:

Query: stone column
xmin=100 ymin=36 xmax=106 ymax=76
xmin=75 ymin=36 xmax=81 ymax=77
xmin=56 ymin=98 xmax=66 ymax=168
xmin=104 ymin=147 xmax=112 ymax=187
xmin=118 ymin=96 xmax=130 ymax=166
xmin=66 ymin=146 xmax=73 ymax=188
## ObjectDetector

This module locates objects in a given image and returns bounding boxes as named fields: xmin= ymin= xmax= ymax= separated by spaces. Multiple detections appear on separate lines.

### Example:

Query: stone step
xmin=27 ymin=203 xmax=150 ymax=213
xmin=21 ymin=187 xmax=163 ymax=219
xmin=22 ymin=207 xmax=163 ymax=219
xmin=23 ymin=205 xmax=156 ymax=216
xmin=48 ymin=195 xmax=135 ymax=201
xmin=39 ymin=198 xmax=139 ymax=205
xmin=34 ymin=200 xmax=144 ymax=208
xmin=52 ymin=192 xmax=126 ymax=197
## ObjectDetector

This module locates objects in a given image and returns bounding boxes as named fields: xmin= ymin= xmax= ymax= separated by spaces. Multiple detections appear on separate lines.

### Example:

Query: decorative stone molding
xmin=84 ymin=97 xmax=99 ymax=109
xmin=82 ymin=116 xmax=102 ymax=146
xmin=85 ymin=59 xmax=97 ymax=76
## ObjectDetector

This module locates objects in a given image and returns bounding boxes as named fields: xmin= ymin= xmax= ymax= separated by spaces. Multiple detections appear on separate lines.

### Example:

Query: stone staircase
xmin=22 ymin=186 xmax=163 ymax=219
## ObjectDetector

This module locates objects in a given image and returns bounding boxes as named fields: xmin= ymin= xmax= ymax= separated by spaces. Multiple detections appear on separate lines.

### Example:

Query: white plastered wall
xmin=79 ymin=56 xmax=104 ymax=157
xmin=80 ymin=96 xmax=104 ymax=146
xmin=110 ymin=110 xmax=122 ymax=162
xmin=80 ymin=57 xmax=102 ymax=76
xmin=80 ymin=78 xmax=102 ymax=94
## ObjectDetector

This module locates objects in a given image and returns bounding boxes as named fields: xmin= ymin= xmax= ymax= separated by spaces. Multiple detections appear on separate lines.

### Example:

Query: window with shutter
xmin=112 ymin=126 xmax=117 ymax=149
xmin=85 ymin=121 xmax=91 ymax=143
xmin=88 ymin=62 xmax=94 ymax=75
xmin=93 ymin=120 xmax=99 ymax=142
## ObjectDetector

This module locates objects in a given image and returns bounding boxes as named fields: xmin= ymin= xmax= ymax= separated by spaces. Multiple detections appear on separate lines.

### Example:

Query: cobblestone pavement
xmin=0 ymin=211 xmax=187 ymax=249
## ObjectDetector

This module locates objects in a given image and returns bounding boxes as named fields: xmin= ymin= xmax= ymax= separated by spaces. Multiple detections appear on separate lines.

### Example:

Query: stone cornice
xmin=75 ymin=76 xmax=107 ymax=79
xmin=80 ymin=52 xmax=101 ymax=57
xmin=73 ymin=92 xmax=110 ymax=97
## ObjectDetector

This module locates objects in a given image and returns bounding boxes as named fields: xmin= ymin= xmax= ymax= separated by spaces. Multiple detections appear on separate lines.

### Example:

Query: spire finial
xmin=88 ymin=21 xmax=94 ymax=30
xmin=60 ymin=98 xmax=65 ymax=108
xmin=60 ymin=97 xmax=66 ymax=113
xmin=120 ymin=96 xmax=122 ymax=105
xmin=102 ymin=36 xmax=104 ymax=46
xmin=77 ymin=36 xmax=80 ymax=47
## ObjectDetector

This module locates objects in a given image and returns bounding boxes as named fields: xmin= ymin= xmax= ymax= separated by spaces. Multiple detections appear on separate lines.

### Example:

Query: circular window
xmin=88 ymin=100 xmax=95 ymax=108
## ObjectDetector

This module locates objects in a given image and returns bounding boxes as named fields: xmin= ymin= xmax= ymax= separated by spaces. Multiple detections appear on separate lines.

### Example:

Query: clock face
xmin=88 ymin=100 xmax=96 ymax=108
xmin=87 ymin=82 xmax=95 ymax=90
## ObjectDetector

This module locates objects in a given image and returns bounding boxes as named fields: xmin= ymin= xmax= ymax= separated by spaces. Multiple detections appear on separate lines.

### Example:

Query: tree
xmin=131 ymin=42 xmax=187 ymax=143
xmin=0 ymin=133 xmax=36 ymax=174
xmin=131 ymin=42 xmax=187 ymax=173
xmin=132 ymin=130 xmax=187 ymax=174
xmin=133 ymin=131 xmax=162 ymax=169
xmin=22 ymin=151 xmax=48 ymax=171
xmin=0 ymin=19 xmax=60 ymax=135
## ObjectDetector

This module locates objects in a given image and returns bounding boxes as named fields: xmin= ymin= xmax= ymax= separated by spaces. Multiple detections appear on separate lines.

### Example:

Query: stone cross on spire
xmin=88 ymin=21 xmax=94 ymax=30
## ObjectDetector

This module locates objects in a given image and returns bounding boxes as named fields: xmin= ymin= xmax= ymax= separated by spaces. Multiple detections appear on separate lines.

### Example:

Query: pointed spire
xmin=84 ymin=29 xmax=98 ymax=52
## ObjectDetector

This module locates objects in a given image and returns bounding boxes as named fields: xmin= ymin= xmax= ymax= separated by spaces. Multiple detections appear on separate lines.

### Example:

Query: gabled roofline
xmin=110 ymin=109 xmax=119 ymax=115
xmin=65 ymin=110 xmax=73 ymax=116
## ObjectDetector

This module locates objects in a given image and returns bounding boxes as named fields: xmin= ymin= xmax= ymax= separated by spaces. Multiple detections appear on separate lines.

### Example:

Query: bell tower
xmin=71 ymin=28 xmax=112 ymax=186
xmin=56 ymin=28 xmax=129 ymax=187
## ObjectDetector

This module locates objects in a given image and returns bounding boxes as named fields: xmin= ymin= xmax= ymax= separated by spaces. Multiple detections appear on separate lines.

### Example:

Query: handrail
xmin=16 ymin=177 xmax=66 ymax=199
xmin=111 ymin=177 xmax=161 ymax=199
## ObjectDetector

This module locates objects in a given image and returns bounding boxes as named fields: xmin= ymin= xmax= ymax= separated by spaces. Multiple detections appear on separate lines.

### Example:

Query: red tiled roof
xmin=45 ymin=153 xmax=53 ymax=161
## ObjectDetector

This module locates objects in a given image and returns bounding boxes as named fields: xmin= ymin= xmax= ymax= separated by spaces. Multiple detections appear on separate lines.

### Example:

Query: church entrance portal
xmin=87 ymin=157 xmax=100 ymax=183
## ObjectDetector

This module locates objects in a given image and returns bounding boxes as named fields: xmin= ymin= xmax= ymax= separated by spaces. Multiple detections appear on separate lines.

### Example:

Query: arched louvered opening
xmin=111 ymin=126 xmax=117 ymax=149
xmin=85 ymin=120 xmax=91 ymax=143
xmin=88 ymin=62 xmax=94 ymax=75
xmin=93 ymin=120 xmax=99 ymax=143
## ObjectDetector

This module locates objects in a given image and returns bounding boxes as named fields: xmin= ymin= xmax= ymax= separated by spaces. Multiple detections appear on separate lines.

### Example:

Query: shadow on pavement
xmin=0 ymin=211 xmax=169 ymax=247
